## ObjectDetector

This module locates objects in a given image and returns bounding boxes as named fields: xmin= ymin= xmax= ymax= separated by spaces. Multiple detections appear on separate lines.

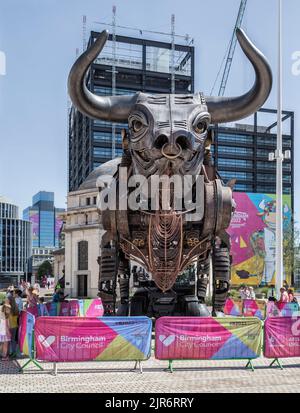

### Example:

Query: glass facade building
xmin=0 ymin=197 xmax=32 ymax=286
xmin=212 ymin=108 xmax=294 ymax=210
xmin=68 ymin=31 xmax=194 ymax=191
xmin=23 ymin=191 xmax=65 ymax=248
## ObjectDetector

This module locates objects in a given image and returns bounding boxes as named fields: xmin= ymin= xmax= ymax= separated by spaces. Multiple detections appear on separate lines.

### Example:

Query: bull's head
xmin=68 ymin=29 xmax=272 ymax=177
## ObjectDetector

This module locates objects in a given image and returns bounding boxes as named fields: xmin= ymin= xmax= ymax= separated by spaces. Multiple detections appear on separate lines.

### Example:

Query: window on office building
xmin=78 ymin=240 xmax=88 ymax=271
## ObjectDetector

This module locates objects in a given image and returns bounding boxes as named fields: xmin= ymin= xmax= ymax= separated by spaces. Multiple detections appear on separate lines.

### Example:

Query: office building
xmin=212 ymin=108 xmax=294 ymax=209
xmin=23 ymin=191 xmax=65 ymax=249
xmin=0 ymin=197 xmax=31 ymax=287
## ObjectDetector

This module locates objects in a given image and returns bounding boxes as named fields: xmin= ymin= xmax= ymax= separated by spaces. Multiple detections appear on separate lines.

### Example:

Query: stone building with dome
xmin=63 ymin=159 xmax=120 ymax=298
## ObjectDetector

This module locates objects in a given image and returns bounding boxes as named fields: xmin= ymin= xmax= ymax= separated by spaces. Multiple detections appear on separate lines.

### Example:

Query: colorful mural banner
xmin=224 ymin=298 xmax=243 ymax=316
xmin=228 ymin=192 xmax=292 ymax=286
xmin=155 ymin=317 xmax=262 ymax=360
xmin=18 ymin=311 xmax=35 ymax=357
xmin=264 ymin=317 xmax=300 ymax=358
xmin=29 ymin=210 xmax=39 ymax=242
xmin=266 ymin=301 xmax=300 ymax=318
xmin=35 ymin=316 xmax=152 ymax=362
xmin=31 ymin=299 xmax=104 ymax=318
xmin=242 ymin=299 xmax=266 ymax=320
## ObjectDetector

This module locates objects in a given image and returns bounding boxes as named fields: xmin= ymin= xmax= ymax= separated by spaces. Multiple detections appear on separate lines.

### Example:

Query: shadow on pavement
xmin=0 ymin=359 xmax=21 ymax=374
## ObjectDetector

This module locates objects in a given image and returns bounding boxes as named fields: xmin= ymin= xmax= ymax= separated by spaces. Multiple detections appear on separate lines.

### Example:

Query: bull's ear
xmin=121 ymin=128 xmax=129 ymax=150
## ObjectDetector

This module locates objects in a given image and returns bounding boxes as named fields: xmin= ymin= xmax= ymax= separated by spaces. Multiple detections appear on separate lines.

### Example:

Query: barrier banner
xmin=46 ymin=302 xmax=59 ymax=316
xmin=266 ymin=302 xmax=300 ymax=318
xmin=35 ymin=316 xmax=152 ymax=362
xmin=18 ymin=311 xmax=35 ymax=357
xmin=155 ymin=317 xmax=262 ymax=360
xmin=69 ymin=300 xmax=79 ymax=316
xmin=81 ymin=299 xmax=104 ymax=317
xmin=59 ymin=302 xmax=70 ymax=317
xmin=224 ymin=298 xmax=243 ymax=316
xmin=30 ymin=299 xmax=104 ymax=318
xmin=26 ymin=306 xmax=39 ymax=318
xmin=243 ymin=299 xmax=266 ymax=320
xmin=264 ymin=317 xmax=300 ymax=358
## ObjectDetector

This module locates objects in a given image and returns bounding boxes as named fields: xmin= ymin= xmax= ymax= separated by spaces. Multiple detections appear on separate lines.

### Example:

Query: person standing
xmin=26 ymin=287 xmax=38 ymax=308
xmin=5 ymin=296 xmax=19 ymax=358
xmin=38 ymin=297 xmax=49 ymax=316
xmin=13 ymin=290 xmax=23 ymax=313
xmin=279 ymin=287 xmax=289 ymax=303
xmin=249 ymin=286 xmax=256 ymax=300
xmin=0 ymin=303 xmax=11 ymax=361
xmin=287 ymin=288 xmax=298 ymax=303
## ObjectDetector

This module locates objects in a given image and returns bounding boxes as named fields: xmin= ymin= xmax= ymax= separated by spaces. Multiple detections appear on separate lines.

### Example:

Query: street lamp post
xmin=275 ymin=0 xmax=283 ymax=299
xmin=268 ymin=0 xmax=292 ymax=298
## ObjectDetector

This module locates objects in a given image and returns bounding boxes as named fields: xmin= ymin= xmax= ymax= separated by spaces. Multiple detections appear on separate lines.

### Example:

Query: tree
xmin=37 ymin=260 xmax=53 ymax=280
xmin=283 ymin=221 xmax=300 ymax=285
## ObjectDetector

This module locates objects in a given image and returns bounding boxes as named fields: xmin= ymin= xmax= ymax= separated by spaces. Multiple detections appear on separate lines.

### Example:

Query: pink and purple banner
xmin=224 ymin=298 xmax=266 ymax=319
xmin=266 ymin=302 xmax=300 ymax=318
xmin=242 ymin=299 xmax=266 ymax=320
xmin=35 ymin=316 xmax=152 ymax=362
xmin=155 ymin=317 xmax=262 ymax=360
xmin=31 ymin=298 xmax=104 ymax=318
xmin=264 ymin=317 xmax=300 ymax=358
xmin=224 ymin=298 xmax=243 ymax=316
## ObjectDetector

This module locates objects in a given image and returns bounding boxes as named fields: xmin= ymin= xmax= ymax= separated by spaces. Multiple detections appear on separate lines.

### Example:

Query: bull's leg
xmin=212 ymin=236 xmax=231 ymax=316
xmin=98 ymin=231 xmax=118 ymax=315
xmin=116 ymin=250 xmax=130 ymax=316
xmin=197 ymin=256 xmax=210 ymax=304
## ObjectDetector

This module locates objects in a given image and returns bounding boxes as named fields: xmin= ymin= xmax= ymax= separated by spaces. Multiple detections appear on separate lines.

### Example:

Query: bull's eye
xmin=194 ymin=121 xmax=208 ymax=134
xmin=192 ymin=112 xmax=211 ymax=136
xmin=132 ymin=120 xmax=143 ymax=132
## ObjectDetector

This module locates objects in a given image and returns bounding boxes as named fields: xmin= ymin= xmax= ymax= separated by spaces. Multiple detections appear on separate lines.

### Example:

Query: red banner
xmin=264 ymin=317 xmax=300 ymax=358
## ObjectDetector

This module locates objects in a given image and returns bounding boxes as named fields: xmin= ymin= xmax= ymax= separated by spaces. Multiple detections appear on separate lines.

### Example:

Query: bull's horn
xmin=68 ymin=30 xmax=137 ymax=122
xmin=206 ymin=28 xmax=272 ymax=124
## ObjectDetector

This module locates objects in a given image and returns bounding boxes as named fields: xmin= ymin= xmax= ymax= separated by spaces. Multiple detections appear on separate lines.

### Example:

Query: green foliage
xmin=258 ymin=287 xmax=269 ymax=297
xmin=205 ymin=296 xmax=212 ymax=306
xmin=228 ymin=289 xmax=240 ymax=299
xmin=0 ymin=292 xmax=6 ymax=304
xmin=37 ymin=260 xmax=53 ymax=280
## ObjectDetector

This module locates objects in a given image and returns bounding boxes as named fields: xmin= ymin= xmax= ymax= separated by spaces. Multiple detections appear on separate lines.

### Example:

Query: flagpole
xmin=275 ymin=0 xmax=284 ymax=298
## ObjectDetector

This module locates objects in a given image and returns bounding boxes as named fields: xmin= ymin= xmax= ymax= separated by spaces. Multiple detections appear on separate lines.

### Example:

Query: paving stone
xmin=1 ymin=356 xmax=300 ymax=393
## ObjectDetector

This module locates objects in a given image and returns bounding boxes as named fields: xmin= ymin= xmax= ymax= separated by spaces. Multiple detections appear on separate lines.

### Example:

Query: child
xmin=5 ymin=296 xmax=19 ymax=358
xmin=0 ymin=303 xmax=11 ymax=361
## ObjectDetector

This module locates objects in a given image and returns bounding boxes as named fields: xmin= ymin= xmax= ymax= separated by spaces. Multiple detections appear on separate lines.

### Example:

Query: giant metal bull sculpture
xmin=68 ymin=29 xmax=272 ymax=317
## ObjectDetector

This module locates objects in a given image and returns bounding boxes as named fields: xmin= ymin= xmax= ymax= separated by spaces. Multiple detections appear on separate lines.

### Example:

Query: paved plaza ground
xmin=1 ymin=355 xmax=300 ymax=393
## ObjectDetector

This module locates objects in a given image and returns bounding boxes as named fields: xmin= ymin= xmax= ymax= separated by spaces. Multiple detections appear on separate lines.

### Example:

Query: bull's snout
xmin=161 ymin=143 xmax=182 ymax=159
xmin=154 ymin=134 xmax=190 ymax=160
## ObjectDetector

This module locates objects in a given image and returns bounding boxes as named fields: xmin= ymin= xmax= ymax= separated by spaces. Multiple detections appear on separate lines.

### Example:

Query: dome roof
xmin=78 ymin=158 xmax=121 ymax=191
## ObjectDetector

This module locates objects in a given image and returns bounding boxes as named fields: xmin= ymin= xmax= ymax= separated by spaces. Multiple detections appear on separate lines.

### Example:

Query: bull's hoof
xmin=212 ymin=310 xmax=225 ymax=317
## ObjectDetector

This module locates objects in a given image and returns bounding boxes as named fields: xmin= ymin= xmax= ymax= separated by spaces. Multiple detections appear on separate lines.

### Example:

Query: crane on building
xmin=217 ymin=0 xmax=248 ymax=96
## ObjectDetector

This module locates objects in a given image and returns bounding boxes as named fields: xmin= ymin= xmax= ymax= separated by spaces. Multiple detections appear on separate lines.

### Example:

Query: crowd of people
xmin=239 ymin=284 xmax=298 ymax=305
xmin=239 ymin=285 xmax=256 ymax=300
xmin=0 ymin=280 xmax=65 ymax=361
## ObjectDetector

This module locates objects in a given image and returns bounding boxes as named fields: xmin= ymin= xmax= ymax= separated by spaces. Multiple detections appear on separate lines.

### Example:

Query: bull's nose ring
xmin=161 ymin=143 xmax=182 ymax=159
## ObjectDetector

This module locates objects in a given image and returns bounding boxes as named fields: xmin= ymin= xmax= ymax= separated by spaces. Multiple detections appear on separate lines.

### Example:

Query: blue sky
xmin=0 ymin=0 xmax=299 ymax=223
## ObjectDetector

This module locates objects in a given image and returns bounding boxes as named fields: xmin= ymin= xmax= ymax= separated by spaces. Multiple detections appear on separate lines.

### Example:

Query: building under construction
xmin=68 ymin=30 xmax=194 ymax=191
